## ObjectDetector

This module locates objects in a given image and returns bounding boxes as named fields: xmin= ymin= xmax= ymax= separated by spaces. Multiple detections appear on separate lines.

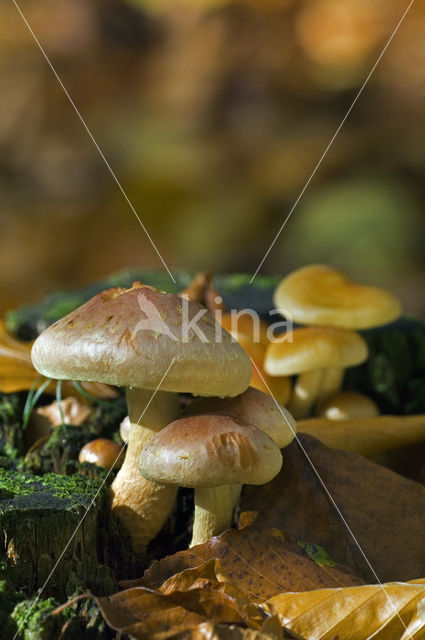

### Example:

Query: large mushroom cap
xmin=185 ymin=387 xmax=296 ymax=449
xmin=274 ymin=264 xmax=402 ymax=329
xmin=139 ymin=414 xmax=282 ymax=488
xmin=31 ymin=283 xmax=251 ymax=397
xmin=264 ymin=326 xmax=368 ymax=376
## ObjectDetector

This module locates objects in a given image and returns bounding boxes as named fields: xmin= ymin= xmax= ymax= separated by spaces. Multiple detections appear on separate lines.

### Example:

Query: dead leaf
xmin=241 ymin=434 xmax=425 ymax=583
xmin=266 ymin=579 xmax=425 ymax=640
xmin=183 ymin=623 xmax=283 ymax=640
xmin=95 ymin=584 xmax=244 ymax=639
xmin=126 ymin=528 xmax=362 ymax=599
xmin=298 ymin=414 xmax=425 ymax=457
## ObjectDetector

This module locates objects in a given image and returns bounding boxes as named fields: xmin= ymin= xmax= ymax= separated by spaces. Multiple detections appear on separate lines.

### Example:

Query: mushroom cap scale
xmin=139 ymin=414 xmax=282 ymax=488
xmin=274 ymin=264 xmax=402 ymax=329
xmin=31 ymin=283 xmax=252 ymax=398
xmin=185 ymin=387 xmax=296 ymax=449
xmin=264 ymin=326 xmax=368 ymax=376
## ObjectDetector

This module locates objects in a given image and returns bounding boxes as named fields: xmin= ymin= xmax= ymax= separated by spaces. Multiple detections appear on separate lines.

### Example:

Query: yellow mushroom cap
xmin=274 ymin=264 xmax=402 ymax=329
xmin=316 ymin=390 xmax=379 ymax=421
xmin=264 ymin=326 xmax=368 ymax=376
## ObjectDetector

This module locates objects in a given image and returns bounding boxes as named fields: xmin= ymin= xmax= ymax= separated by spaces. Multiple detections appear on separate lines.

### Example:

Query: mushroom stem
xmin=288 ymin=369 xmax=324 ymax=419
xmin=110 ymin=387 xmax=180 ymax=553
xmin=317 ymin=367 xmax=344 ymax=404
xmin=190 ymin=485 xmax=234 ymax=547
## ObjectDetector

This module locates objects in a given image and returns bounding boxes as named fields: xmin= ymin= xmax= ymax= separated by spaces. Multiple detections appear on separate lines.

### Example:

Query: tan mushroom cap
xmin=274 ymin=264 xmax=402 ymax=329
xmin=31 ymin=283 xmax=252 ymax=397
xmin=264 ymin=326 xmax=368 ymax=376
xmin=316 ymin=390 xmax=379 ymax=420
xmin=139 ymin=414 xmax=282 ymax=488
xmin=185 ymin=387 xmax=296 ymax=448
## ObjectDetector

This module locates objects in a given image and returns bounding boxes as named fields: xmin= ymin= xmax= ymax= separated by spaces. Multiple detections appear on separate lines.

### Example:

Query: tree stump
xmin=0 ymin=469 xmax=116 ymax=599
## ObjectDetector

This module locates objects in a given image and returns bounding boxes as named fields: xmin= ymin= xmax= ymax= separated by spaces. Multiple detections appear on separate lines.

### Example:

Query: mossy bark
xmin=0 ymin=470 xmax=116 ymax=600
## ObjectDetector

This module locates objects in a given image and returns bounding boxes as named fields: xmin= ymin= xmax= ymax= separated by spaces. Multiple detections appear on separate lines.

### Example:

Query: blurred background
xmin=1 ymin=0 xmax=424 ymax=316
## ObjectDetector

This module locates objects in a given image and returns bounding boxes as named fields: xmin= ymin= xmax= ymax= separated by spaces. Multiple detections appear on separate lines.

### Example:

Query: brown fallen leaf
xmin=241 ymin=434 xmax=425 ymax=583
xmin=94 ymin=555 xmax=304 ymax=639
xmin=126 ymin=528 xmax=362 ymax=599
xmin=266 ymin=579 xmax=425 ymax=640
xmin=298 ymin=414 xmax=425 ymax=457
xmin=185 ymin=623 xmax=285 ymax=640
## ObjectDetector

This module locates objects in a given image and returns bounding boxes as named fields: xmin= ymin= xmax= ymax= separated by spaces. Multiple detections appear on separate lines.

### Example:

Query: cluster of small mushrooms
xmin=29 ymin=264 xmax=401 ymax=553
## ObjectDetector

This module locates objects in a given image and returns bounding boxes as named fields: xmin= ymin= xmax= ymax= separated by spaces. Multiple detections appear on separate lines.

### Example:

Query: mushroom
xmin=272 ymin=264 xmax=401 ymax=404
xmin=79 ymin=438 xmax=124 ymax=470
xmin=249 ymin=364 xmax=292 ymax=406
xmin=264 ymin=326 xmax=368 ymax=419
xmin=185 ymin=387 xmax=296 ymax=449
xmin=185 ymin=386 xmax=297 ymax=508
xmin=119 ymin=415 xmax=131 ymax=444
xmin=202 ymin=279 xmax=292 ymax=403
xmin=273 ymin=264 xmax=402 ymax=330
xmin=139 ymin=414 xmax=282 ymax=547
xmin=31 ymin=282 xmax=251 ymax=552
xmin=27 ymin=395 xmax=91 ymax=446
xmin=316 ymin=390 xmax=380 ymax=420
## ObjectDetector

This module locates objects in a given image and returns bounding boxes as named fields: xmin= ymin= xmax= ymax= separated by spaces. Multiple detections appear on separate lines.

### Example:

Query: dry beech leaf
xmin=182 ymin=622 xmax=282 ymax=639
xmin=0 ymin=318 xmax=117 ymax=398
xmin=266 ymin=579 xmax=425 ymax=640
xmin=95 ymin=554 xmax=303 ymax=639
xmin=124 ymin=528 xmax=362 ymax=598
xmin=241 ymin=434 xmax=425 ymax=583
xmin=298 ymin=415 xmax=425 ymax=457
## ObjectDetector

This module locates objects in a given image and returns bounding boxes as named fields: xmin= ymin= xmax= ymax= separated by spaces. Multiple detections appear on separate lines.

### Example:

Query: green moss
xmin=7 ymin=597 xmax=63 ymax=640
xmin=218 ymin=273 xmax=280 ymax=293
xmin=0 ymin=469 xmax=36 ymax=499
xmin=40 ymin=473 xmax=101 ymax=501
xmin=0 ymin=468 xmax=103 ymax=506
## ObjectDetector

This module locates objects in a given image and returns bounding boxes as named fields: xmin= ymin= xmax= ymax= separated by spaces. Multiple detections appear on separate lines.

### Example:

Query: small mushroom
xmin=272 ymin=265 xmax=401 ymax=407
xmin=185 ymin=386 xmax=296 ymax=448
xmin=316 ymin=391 xmax=380 ymax=420
xmin=273 ymin=264 xmax=402 ymax=330
xmin=185 ymin=386 xmax=297 ymax=508
xmin=31 ymin=283 xmax=251 ymax=552
xmin=264 ymin=326 xmax=368 ymax=419
xmin=79 ymin=438 xmax=124 ymax=470
xmin=139 ymin=414 xmax=282 ymax=547
xmin=27 ymin=395 xmax=91 ymax=446
xmin=119 ymin=416 xmax=131 ymax=444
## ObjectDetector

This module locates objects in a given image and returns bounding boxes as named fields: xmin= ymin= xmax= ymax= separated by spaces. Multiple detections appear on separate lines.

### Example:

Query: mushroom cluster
xmin=139 ymin=411 xmax=284 ymax=547
xmin=139 ymin=389 xmax=297 ymax=547
xmin=30 ymin=281 xmax=262 ymax=552
xmin=265 ymin=265 xmax=402 ymax=419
